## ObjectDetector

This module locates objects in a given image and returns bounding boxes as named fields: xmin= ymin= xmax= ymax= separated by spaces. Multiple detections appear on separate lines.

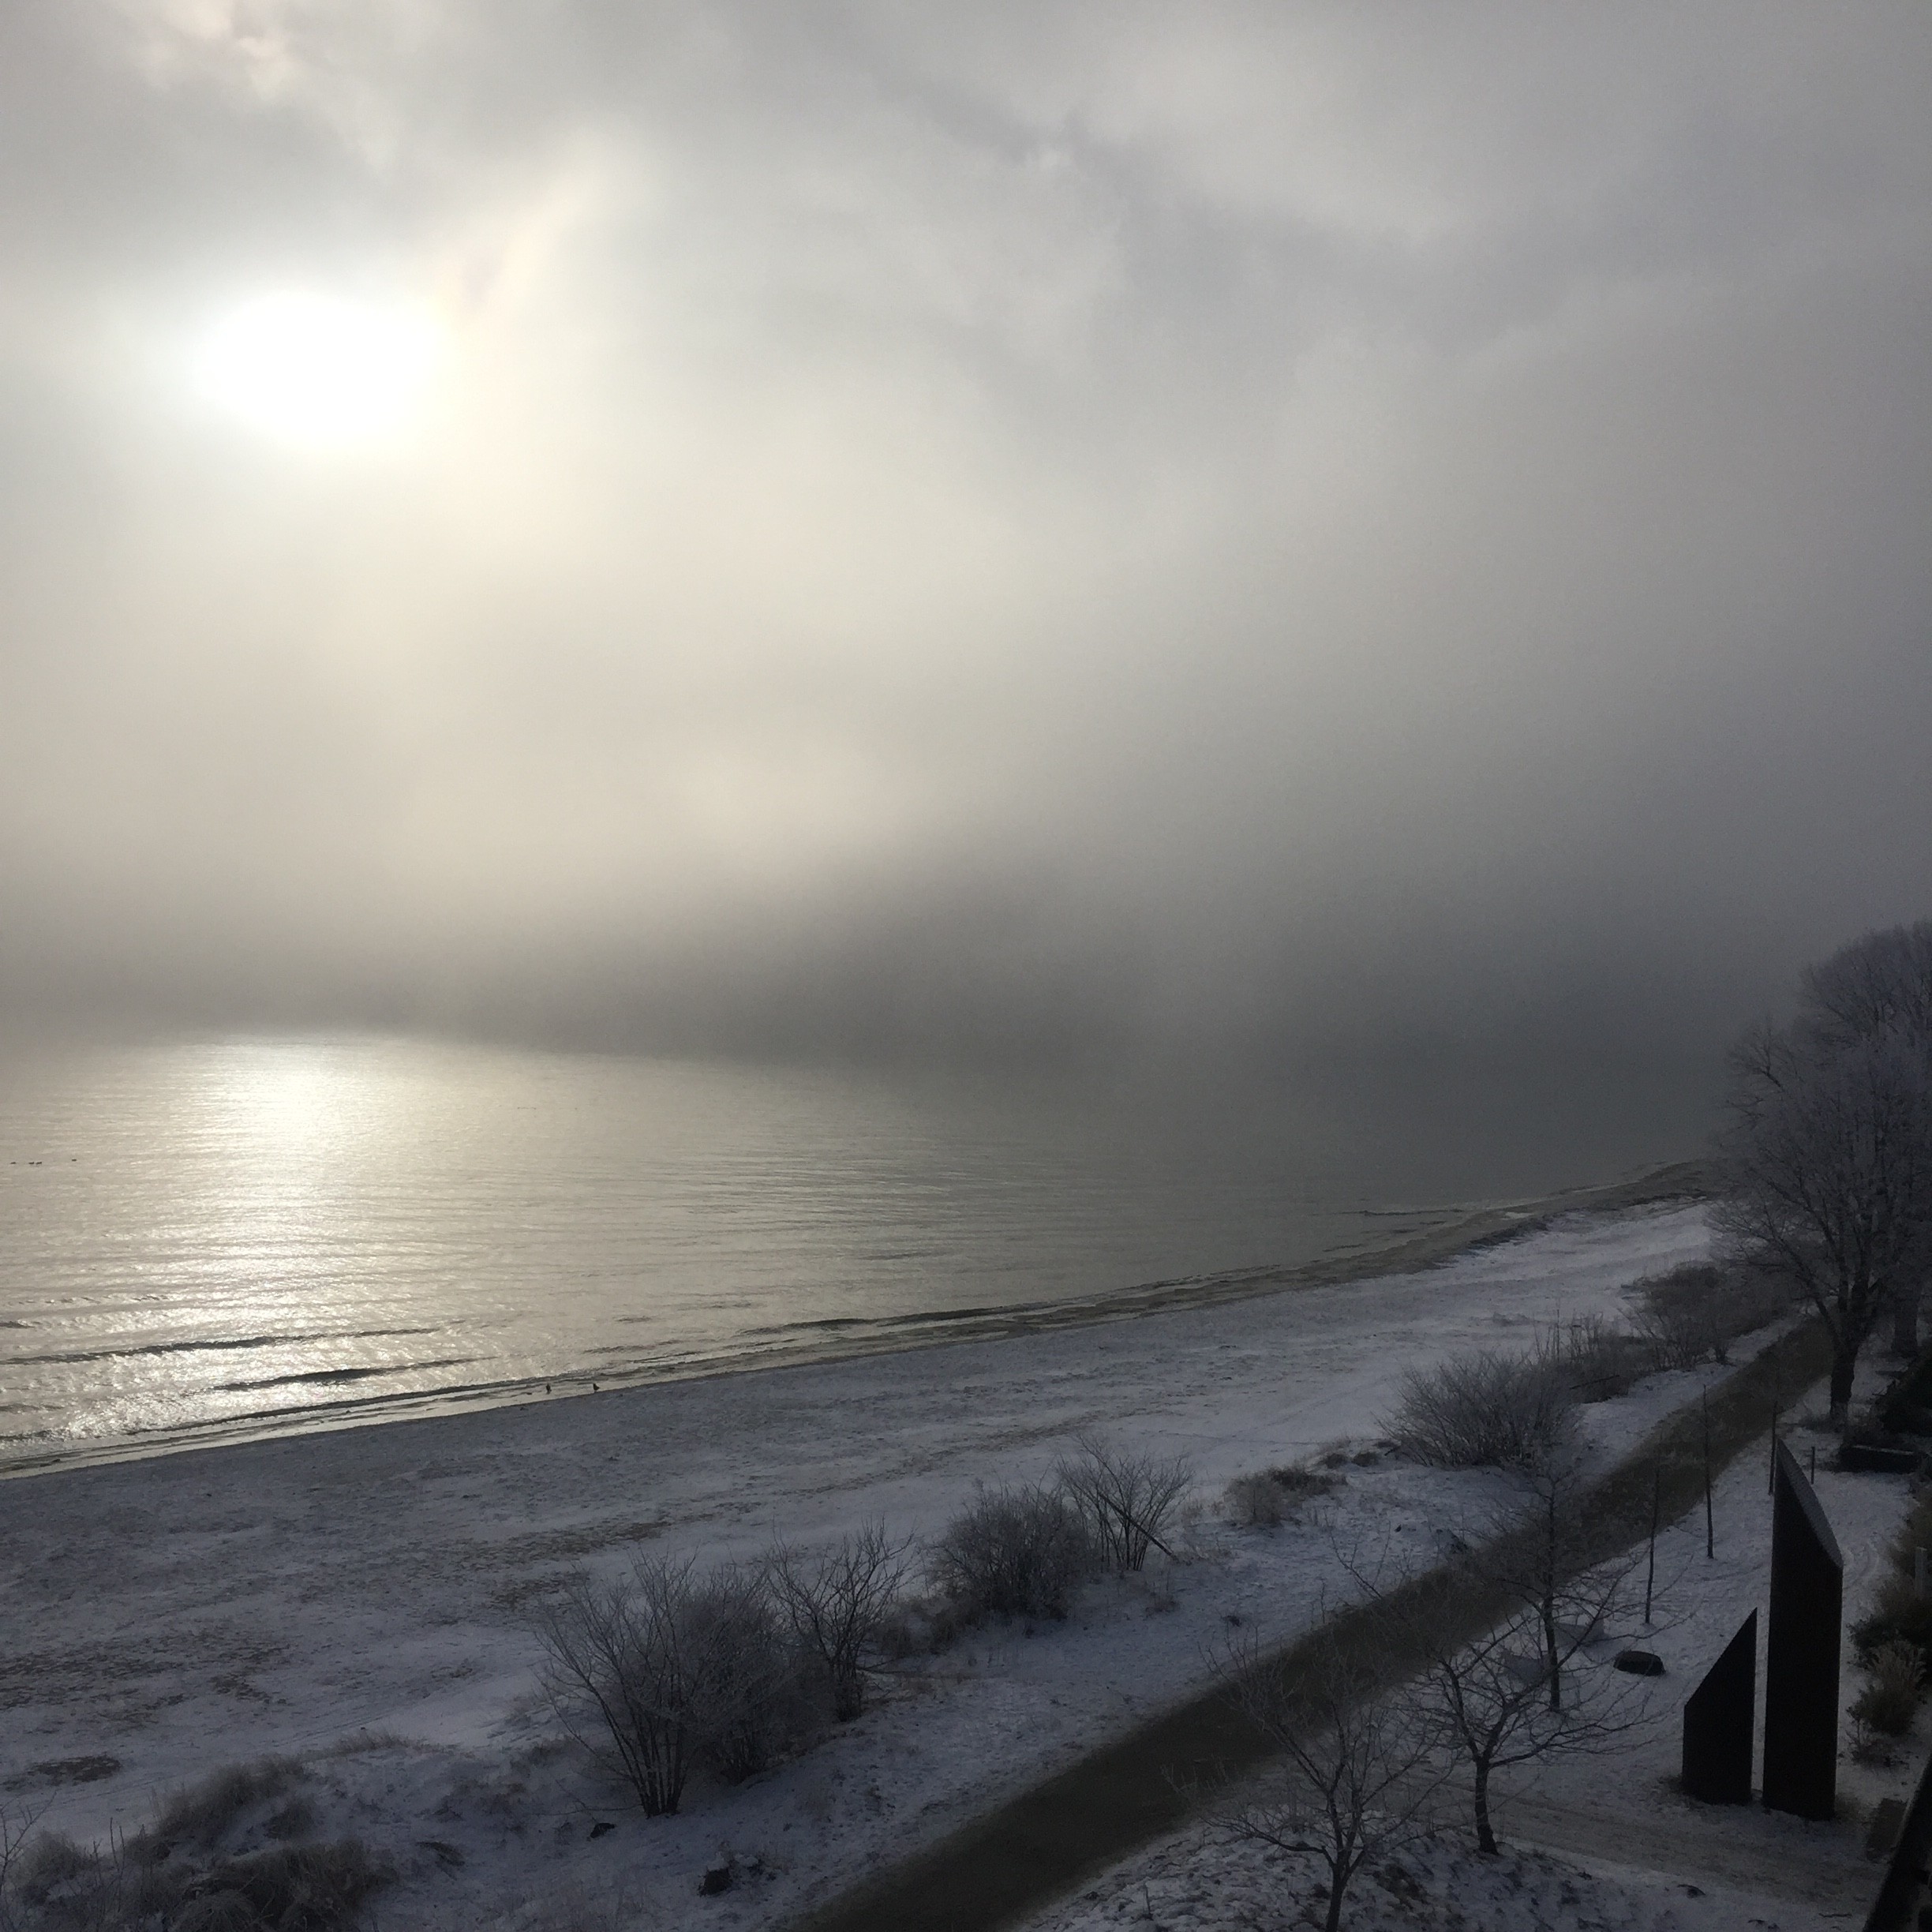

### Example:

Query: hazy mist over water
xmin=0 ymin=7 xmax=1925 ymax=1475
xmin=0 ymin=1032 xmax=1698 ymax=1471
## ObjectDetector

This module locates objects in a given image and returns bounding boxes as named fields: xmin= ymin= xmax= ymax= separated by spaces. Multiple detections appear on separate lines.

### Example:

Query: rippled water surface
xmin=0 ymin=1034 xmax=1657 ymax=1471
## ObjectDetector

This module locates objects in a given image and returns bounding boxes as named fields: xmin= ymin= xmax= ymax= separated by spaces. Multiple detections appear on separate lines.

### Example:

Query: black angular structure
xmin=1762 ymin=1439 xmax=1843 ymax=1820
xmin=1682 ymin=1609 xmax=1756 ymax=1803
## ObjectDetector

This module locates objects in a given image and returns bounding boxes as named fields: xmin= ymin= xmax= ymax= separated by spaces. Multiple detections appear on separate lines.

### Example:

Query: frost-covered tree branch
xmin=1715 ymin=993 xmax=1932 ymax=1423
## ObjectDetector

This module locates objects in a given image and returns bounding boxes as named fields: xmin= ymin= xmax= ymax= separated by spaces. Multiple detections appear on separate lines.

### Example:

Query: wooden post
xmin=1646 ymin=1463 xmax=1661 ymax=1623
xmin=1703 ymin=1386 xmax=1715 ymax=1559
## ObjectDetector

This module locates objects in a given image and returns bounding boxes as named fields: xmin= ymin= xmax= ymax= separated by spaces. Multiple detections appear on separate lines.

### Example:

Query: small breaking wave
xmin=9 ymin=1326 xmax=445 ymax=1368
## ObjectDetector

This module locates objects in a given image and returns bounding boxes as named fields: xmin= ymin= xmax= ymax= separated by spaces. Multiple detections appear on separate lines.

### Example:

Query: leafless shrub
xmin=1627 ymin=1262 xmax=1792 ymax=1369
xmin=1222 ymin=1630 xmax=1440 ymax=1932
xmin=1056 ymin=1434 xmax=1193 ymax=1574
xmin=536 ymin=1555 xmax=817 ymax=1808
xmin=1384 ymin=1348 xmax=1578 ymax=1469
xmin=0 ymin=1817 xmax=21 ymax=1932
xmin=1222 ymin=1464 xmax=1338 ymax=1527
xmin=1224 ymin=1473 xmax=1286 ymax=1527
xmin=1854 ymin=1640 xmax=1925 ymax=1737
xmin=1551 ymin=1316 xmax=1650 ymax=1402
xmin=533 ymin=1558 xmax=702 ymax=1816
xmin=767 ymin=1522 xmax=912 ymax=1720
xmin=683 ymin=1565 xmax=808 ymax=1784
xmin=930 ymin=1483 xmax=1097 ymax=1620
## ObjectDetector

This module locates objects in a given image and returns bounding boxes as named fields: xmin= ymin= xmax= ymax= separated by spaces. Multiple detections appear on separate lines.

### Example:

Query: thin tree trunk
xmin=1473 ymin=1758 xmax=1498 ymax=1856
xmin=1893 ymin=1282 xmax=1921 ymax=1358
xmin=1829 ymin=1345 xmax=1857 ymax=1428
xmin=1324 ymin=1861 xmax=1347 ymax=1932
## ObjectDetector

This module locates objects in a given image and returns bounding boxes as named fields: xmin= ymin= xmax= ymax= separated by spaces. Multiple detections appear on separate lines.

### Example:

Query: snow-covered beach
xmin=2 ymin=1196 xmax=1914 ymax=1932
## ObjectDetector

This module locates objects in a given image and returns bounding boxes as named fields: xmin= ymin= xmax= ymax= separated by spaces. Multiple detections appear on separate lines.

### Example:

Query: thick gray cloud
xmin=2 ymin=2 xmax=1928 ymax=1129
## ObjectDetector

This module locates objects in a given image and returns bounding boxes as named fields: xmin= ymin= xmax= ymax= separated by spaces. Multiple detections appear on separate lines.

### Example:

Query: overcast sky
xmin=2 ymin=2 xmax=1927 ymax=1114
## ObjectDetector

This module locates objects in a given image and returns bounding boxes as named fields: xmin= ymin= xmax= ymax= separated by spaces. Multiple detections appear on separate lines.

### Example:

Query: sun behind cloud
xmin=195 ymin=290 xmax=443 ymax=448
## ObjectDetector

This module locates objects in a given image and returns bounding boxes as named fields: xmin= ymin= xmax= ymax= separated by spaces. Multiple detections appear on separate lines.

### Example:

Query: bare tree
xmin=767 ymin=1522 xmax=912 ymax=1720
xmin=1716 ymin=1015 xmax=1932 ymax=1424
xmin=1800 ymin=920 xmax=1932 ymax=1046
xmin=1222 ymin=1629 xmax=1440 ymax=1932
xmin=1476 ymin=1452 xmax=1634 ymax=1715
xmin=1056 ymin=1433 xmax=1192 ymax=1574
xmin=1796 ymin=922 xmax=1932 ymax=1357
xmin=1399 ymin=1556 xmax=1651 ymax=1855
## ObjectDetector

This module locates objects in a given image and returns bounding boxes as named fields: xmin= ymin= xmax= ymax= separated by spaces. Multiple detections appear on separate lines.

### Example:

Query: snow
xmin=3 ymin=1200 xmax=1910 ymax=1931
xmin=1018 ymin=1338 xmax=1924 ymax=1932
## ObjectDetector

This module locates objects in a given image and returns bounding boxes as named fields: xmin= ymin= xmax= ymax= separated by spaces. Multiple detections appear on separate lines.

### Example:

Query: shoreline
xmin=2 ymin=1196 xmax=1723 ymax=1903
xmin=0 ymin=1157 xmax=1709 ymax=1484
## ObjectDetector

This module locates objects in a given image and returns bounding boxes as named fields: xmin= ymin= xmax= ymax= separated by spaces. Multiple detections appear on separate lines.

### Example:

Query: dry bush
xmin=683 ymin=1565 xmax=809 ymax=1784
xmin=1384 ymin=1347 xmax=1578 ymax=1469
xmin=1552 ymin=1316 xmax=1651 ymax=1402
xmin=1888 ymin=1492 xmax=1932 ymax=1578
xmin=534 ymin=1558 xmax=702 ymax=1817
xmin=2 ymin=1807 xmax=388 ymax=1932
xmin=4 ymin=1829 xmax=103 ymax=1932
xmin=1271 ymin=1466 xmax=1339 ymax=1500
xmin=767 ymin=1522 xmax=912 ymax=1720
xmin=1852 ymin=1717 xmax=1902 ymax=1767
xmin=1223 ymin=1466 xmax=1337 ymax=1528
xmin=1627 ymin=1261 xmax=1793 ymax=1370
xmin=534 ymin=1555 xmax=814 ymax=1812
xmin=930 ymin=1483 xmax=1097 ymax=1620
xmin=1854 ymin=1640 xmax=1926 ymax=1737
xmin=145 ymin=1760 xmax=309 ymax=1860
xmin=1056 ymin=1435 xmax=1193 ymax=1573
xmin=1852 ymin=1571 xmax=1932 ymax=1667
xmin=1223 ymin=1473 xmax=1286 ymax=1527
xmin=161 ymin=1842 xmax=391 ymax=1932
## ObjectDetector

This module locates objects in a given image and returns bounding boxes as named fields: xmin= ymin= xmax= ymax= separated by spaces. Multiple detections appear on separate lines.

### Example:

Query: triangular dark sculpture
xmin=1682 ymin=1609 xmax=1756 ymax=1803
xmin=1762 ymin=1439 xmax=1843 ymax=1820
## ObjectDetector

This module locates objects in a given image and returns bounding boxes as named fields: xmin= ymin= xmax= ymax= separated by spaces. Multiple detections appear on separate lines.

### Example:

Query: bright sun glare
xmin=196 ymin=291 xmax=442 ymax=447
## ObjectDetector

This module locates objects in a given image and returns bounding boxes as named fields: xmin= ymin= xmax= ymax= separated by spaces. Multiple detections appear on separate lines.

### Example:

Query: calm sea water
xmin=0 ymin=1033 xmax=1668 ymax=1473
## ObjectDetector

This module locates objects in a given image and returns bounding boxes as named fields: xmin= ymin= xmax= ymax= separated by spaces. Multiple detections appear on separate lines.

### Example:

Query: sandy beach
xmin=2 ymin=1198 xmax=1762 ymax=1921
xmin=6 ymin=1188 xmax=1917 ymax=1932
